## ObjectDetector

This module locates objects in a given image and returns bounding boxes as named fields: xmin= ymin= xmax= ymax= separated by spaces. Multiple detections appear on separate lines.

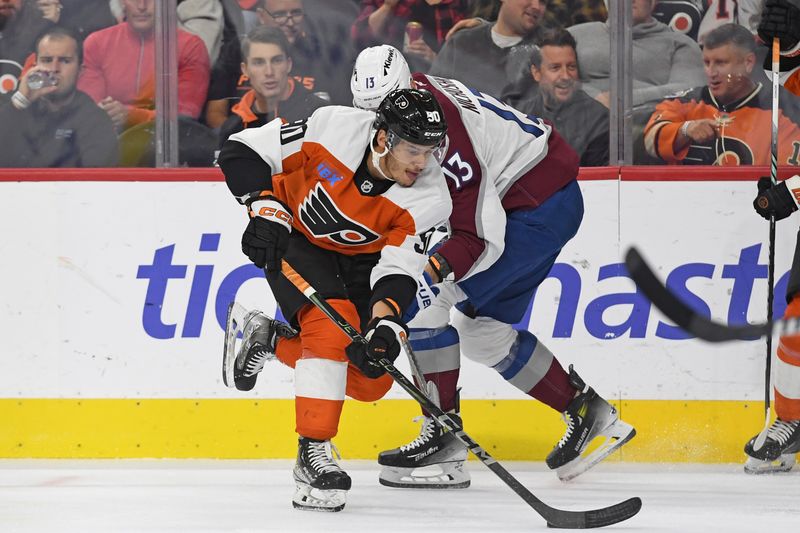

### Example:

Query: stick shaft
xmin=765 ymin=37 xmax=780 ymax=416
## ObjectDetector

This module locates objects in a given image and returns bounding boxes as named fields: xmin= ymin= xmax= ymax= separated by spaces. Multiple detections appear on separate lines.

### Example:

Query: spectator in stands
xmin=544 ymin=0 xmax=606 ymax=28
xmin=0 ymin=26 xmax=119 ymax=167
xmin=205 ymin=0 xmax=353 ymax=128
xmin=34 ymin=0 xmax=61 ymax=23
xmin=0 ymin=0 xmax=52 ymax=101
xmin=54 ymin=1 xmax=117 ymax=44
xmin=643 ymin=23 xmax=800 ymax=166
xmin=238 ymin=0 xmax=260 ymax=33
xmin=652 ymin=0 xmax=761 ymax=45
xmin=78 ymin=0 xmax=210 ymax=133
xmin=568 ymin=0 xmax=704 ymax=109
xmin=351 ymin=0 xmax=470 ymax=72
xmin=217 ymin=26 xmax=327 ymax=146
xmin=429 ymin=0 xmax=547 ymax=98
xmin=516 ymin=28 xmax=609 ymax=166
xmin=177 ymin=0 xmax=225 ymax=65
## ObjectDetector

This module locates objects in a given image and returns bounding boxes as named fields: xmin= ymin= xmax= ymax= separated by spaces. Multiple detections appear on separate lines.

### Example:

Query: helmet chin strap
xmin=370 ymin=131 xmax=396 ymax=182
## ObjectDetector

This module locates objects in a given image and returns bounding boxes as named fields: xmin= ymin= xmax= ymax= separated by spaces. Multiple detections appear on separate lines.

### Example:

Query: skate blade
xmin=222 ymin=302 xmax=249 ymax=388
xmin=744 ymin=454 xmax=797 ymax=474
xmin=292 ymin=484 xmax=346 ymax=512
xmin=378 ymin=463 xmax=470 ymax=489
xmin=556 ymin=420 xmax=636 ymax=482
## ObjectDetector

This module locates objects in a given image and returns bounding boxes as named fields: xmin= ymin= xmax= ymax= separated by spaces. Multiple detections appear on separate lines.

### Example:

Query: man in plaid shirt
xmin=351 ymin=0 xmax=469 ymax=71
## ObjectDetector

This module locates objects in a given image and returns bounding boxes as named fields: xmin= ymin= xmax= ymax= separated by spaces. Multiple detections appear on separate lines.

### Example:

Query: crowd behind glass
xmin=1 ymin=0 xmax=797 ymax=168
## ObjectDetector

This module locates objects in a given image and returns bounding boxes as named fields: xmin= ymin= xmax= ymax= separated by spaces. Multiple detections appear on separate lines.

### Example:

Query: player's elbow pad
xmin=218 ymin=139 xmax=274 ymax=204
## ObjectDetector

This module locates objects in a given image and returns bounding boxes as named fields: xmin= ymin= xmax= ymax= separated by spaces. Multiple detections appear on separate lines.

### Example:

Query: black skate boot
xmin=546 ymin=365 xmax=636 ymax=481
xmin=378 ymin=413 xmax=469 ymax=489
xmin=744 ymin=419 xmax=800 ymax=474
xmin=293 ymin=437 xmax=352 ymax=512
xmin=222 ymin=302 xmax=297 ymax=391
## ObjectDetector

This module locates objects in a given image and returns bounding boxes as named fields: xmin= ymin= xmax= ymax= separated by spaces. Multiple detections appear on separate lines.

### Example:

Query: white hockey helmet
xmin=351 ymin=45 xmax=412 ymax=111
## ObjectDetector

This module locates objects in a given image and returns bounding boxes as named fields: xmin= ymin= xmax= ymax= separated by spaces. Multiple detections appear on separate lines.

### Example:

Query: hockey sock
xmin=492 ymin=330 xmax=576 ymax=412
xmin=409 ymin=326 xmax=461 ymax=413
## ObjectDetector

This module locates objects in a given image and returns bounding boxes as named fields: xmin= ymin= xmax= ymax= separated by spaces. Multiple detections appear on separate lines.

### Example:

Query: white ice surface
xmin=1 ymin=460 xmax=798 ymax=532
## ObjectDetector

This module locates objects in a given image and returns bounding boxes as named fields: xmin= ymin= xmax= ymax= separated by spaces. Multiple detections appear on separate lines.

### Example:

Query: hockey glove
xmin=754 ymin=176 xmax=800 ymax=221
xmin=242 ymin=196 xmax=292 ymax=273
xmin=402 ymin=271 xmax=441 ymax=323
xmin=345 ymin=316 xmax=408 ymax=379
xmin=758 ymin=0 xmax=800 ymax=52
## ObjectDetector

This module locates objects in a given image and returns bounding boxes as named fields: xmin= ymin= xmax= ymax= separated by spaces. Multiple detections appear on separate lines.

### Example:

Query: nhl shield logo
xmin=360 ymin=180 xmax=374 ymax=193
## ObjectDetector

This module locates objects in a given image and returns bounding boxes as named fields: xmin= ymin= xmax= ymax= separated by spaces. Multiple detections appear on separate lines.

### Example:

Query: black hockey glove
xmin=758 ymin=0 xmax=800 ymax=52
xmin=242 ymin=196 xmax=292 ymax=273
xmin=754 ymin=177 xmax=799 ymax=221
xmin=345 ymin=316 xmax=408 ymax=379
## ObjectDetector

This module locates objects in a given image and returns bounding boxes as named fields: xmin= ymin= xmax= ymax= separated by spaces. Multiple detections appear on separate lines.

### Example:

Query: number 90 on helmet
xmin=376 ymin=88 xmax=447 ymax=150
xmin=351 ymin=45 xmax=412 ymax=111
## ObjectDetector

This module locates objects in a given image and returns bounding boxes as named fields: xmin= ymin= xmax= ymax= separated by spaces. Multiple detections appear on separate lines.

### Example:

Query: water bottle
xmin=27 ymin=71 xmax=57 ymax=90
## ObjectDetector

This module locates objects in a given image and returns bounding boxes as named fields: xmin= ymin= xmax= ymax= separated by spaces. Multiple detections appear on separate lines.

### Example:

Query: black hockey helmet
xmin=375 ymin=88 xmax=447 ymax=147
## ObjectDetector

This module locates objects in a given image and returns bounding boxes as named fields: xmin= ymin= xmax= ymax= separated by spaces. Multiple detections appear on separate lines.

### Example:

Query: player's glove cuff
xmin=247 ymin=195 xmax=293 ymax=232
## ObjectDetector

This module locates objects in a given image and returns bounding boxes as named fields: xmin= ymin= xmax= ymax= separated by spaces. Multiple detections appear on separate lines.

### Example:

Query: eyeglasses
xmin=263 ymin=8 xmax=304 ymax=25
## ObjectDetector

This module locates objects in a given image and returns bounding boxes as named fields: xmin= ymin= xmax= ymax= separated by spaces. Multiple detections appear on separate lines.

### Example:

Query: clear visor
xmin=385 ymin=130 xmax=448 ymax=166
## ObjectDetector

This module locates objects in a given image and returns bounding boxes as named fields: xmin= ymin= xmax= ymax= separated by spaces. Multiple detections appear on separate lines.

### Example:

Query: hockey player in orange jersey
xmin=643 ymin=23 xmax=800 ymax=166
xmin=743 ymin=0 xmax=800 ymax=474
xmin=217 ymin=89 xmax=452 ymax=510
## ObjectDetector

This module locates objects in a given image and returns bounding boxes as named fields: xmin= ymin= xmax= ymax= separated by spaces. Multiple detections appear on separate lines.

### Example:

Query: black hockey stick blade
xmin=279 ymin=261 xmax=642 ymax=528
xmin=546 ymin=497 xmax=642 ymax=529
xmin=625 ymin=247 xmax=771 ymax=342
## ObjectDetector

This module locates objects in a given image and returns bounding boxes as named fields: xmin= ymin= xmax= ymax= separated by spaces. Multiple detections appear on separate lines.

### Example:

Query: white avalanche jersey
xmin=413 ymin=73 xmax=579 ymax=281
xmin=229 ymin=105 xmax=453 ymax=288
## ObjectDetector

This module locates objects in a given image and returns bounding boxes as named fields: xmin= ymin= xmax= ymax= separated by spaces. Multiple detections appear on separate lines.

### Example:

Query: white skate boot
xmin=222 ymin=302 xmax=296 ymax=391
xmin=546 ymin=366 xmax=636 ymax=482
xmin=293 ymin=437 xmax=352 ymax=512
xmin=744 ymin=419 xmax=800 ymax=474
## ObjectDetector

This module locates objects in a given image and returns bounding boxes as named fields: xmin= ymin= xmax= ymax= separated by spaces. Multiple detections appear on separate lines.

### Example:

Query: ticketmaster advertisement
xmin=0 ymin=173 xmax=797 ymax=460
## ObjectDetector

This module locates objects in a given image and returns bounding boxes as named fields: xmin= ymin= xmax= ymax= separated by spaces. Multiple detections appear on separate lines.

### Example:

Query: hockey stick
xmin=280 ymin=260 xmax=642 ymax=529
xmin=624 ymin=247 xmax=800 ymax=341
xmin=752 ymin=37 xmax=783 ymax=452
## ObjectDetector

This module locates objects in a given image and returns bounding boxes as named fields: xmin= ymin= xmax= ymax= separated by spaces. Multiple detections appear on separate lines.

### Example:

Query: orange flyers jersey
xmin=652 ymin=0 xmax=761 ymax=44
xmin=228 ymin=105 xmax=453 ymax=285
xmin=780 ymin=64 xmax=800 ymax=98
xmin=644 ymin=83 xmax=800 ymax=166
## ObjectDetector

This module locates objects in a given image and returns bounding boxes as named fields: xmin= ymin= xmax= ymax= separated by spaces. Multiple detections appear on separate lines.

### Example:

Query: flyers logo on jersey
xmin=299 ymin=184 xmax=380 ymax=246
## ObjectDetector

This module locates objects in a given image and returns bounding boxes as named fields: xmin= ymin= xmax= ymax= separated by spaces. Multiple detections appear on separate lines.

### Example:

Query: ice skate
xmin=378 ymin=413 xmax=470 ymax=489
xmin=744 ymin=419 xmax=800 ymax=474
xmin=546 ymin=366 xmax=636 ymax=482
xmin=292 ymin=437 xmax=351 ymax=512
xmin=222 ymin=302 xmax=296 ymax=391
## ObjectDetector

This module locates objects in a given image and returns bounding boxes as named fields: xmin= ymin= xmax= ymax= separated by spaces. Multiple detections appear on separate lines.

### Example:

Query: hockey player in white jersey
xmin=350 ymin=45 xmax=636 ymax=487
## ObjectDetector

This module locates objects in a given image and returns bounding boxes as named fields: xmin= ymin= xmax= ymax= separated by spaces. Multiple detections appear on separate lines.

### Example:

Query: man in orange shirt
xmin=217 ymin=26 xmax=327 ymax=147
xmin=643 ymin=23 xmax=800 ymax=166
